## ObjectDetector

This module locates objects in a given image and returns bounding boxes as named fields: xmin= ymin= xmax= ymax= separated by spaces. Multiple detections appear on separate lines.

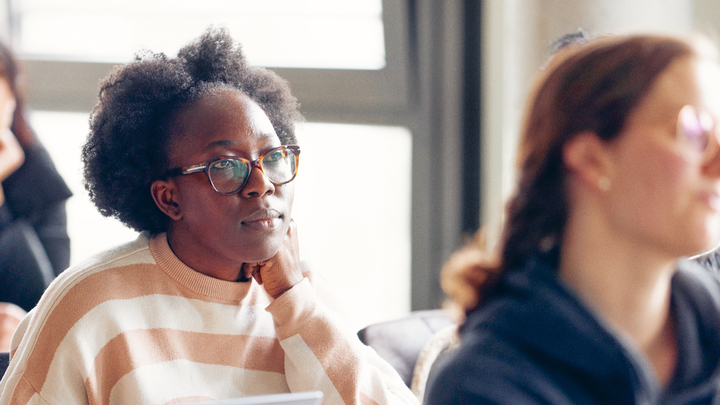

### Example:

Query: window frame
xmin=11 ymin=0 xmax=472 ymax=312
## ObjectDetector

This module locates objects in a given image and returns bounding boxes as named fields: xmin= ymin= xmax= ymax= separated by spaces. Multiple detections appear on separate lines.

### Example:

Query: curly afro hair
xmin=82 ymin=27 xmax=303 ymax=235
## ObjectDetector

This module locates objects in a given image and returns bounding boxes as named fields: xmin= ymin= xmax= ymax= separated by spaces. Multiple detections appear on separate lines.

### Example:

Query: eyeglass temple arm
xmin=163 ymin=163 xmax=207 ymax=178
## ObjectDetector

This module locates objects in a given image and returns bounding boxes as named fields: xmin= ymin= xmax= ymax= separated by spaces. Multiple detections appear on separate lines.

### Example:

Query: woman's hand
xmin=0 ymin=302 xmax=26 ymax=352
xmin=243 ymin=220 xmax=304 ymax=298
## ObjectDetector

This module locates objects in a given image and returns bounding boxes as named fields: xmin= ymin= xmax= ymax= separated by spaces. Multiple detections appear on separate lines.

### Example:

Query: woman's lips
xmin=706 ymin=192 xmax=720 ymax=212
xmin=242 ymin=209 xmax=283 ymax=231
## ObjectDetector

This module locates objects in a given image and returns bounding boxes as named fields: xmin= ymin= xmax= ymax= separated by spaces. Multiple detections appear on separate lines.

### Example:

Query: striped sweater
xmin=0 ymin=233 xmax=417 ymax=405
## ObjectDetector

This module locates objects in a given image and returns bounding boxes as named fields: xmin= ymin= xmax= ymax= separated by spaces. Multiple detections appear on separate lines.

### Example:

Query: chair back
xmin=357 ymin=309 xmax=455 ymax=387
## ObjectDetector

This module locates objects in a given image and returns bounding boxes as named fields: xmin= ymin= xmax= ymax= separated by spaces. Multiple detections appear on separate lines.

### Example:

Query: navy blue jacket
xmin=426 ymin=255 xmax=720 ymax=404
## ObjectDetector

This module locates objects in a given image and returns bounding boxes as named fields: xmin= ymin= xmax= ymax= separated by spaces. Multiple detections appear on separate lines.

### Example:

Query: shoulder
xmin=3 ymin=141 xmax=72 ymax=217
xmin=6 ymin=233 xmax=158 ymax=375
xmin=675 ymin=258 xmax=720 ymax=305
xmin=45 ymin=232 xmax=154 ymax=293
xmin=425 ymin=328 xmax=567 ymax=405
xmin=691 ymin=248 xmax=720 ymax=274
xmin=424 ymin=255 xmax=628 ymax=405
xmin=22 ymin=233 xmax=154 ymax=328
xmin=670 ymin=259 xmax=720 ymax=336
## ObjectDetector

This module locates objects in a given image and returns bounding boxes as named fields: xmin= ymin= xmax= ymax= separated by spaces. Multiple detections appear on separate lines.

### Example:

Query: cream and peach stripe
xmin=85 ymin=329 xmax=284 ymax=405
xmin=298 ymin=320 xmax=362 ymax=404
xmin=110 ymin=361 xmax=289 ymax=404
xmin=19 ymin=245 xmax=270 ymax=395
xmin=272 ymin=282 xmax=380 ymax=405
xmin=5 ymin=239 xmax=277 ymax=404
xmin=281 ymin=334 xmax=343 ymax=402
xmin=14 ymin=245 xmax=231 ymax=394
xmin=1 ymin=233 xmax=419 ymax=405
xmin=42 ymin=294 xmax=276 ymax=378
xmin=295 ymin=313 xmax=382 ymax=405
xmin=21 ymin=263 xmax=236 ymax=394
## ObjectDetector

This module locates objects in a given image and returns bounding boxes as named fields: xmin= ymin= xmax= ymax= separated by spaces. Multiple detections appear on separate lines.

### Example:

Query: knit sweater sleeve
xmin=266 ymin=279 xmax=418 ymax=405
xmin=0 ymin=278 xmax=89 ymax=405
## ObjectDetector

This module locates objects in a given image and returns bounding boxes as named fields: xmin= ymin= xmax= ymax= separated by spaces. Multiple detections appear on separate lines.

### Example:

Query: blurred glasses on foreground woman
xmin=426 ymin=33 xmax=720 ymax=404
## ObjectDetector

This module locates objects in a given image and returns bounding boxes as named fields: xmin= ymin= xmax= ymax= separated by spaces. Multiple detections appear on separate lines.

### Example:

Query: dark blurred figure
xmin=427 ymin=32 xmax=720 ymax=404
xmin=693 ymin=246 xmax=720 ymax=271
xmin=0 ymin=41 xmax=72 ymax=313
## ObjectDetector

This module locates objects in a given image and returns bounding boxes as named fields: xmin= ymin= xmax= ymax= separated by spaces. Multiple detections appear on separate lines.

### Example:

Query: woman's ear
xmin=563 ymin=131 xmax=614 ymax=192
xmin=151 ymin=180 xmax=182 ymax=221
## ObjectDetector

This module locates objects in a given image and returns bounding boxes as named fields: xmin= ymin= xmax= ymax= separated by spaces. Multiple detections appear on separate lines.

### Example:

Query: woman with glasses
xmin=426 ymin=33 xmax=720 ymax=404
xmin=0 ymin=28 xmax=417 ymax=405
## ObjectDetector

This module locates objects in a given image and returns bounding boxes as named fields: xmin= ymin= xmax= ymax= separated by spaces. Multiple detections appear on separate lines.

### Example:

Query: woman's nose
xmin=240 ymin=165 xmax=275 ymax=198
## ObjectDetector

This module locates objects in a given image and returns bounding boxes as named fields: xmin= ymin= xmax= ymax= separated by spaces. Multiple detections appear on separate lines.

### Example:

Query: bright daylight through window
xmin=13 ymin=0 xmax=386 ymax=69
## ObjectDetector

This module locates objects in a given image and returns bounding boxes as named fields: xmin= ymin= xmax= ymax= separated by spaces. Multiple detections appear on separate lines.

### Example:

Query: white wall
xmin=480 ymin=0 xmax=704 ymax=239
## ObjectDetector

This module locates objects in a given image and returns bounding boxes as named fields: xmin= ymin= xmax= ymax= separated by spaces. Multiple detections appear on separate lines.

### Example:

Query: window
xmin=14 ymin=0 xmax=386 ymax=70
xmin=31 ymin=111 xmax=411 ymax=331
xmin=15 ymin=0 xmax=425 ymax=329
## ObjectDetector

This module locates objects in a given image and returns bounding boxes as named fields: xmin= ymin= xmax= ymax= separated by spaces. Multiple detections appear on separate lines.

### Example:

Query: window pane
xmin=29 ymin=111 xmax=138 ymax=263
xmin=293 ymin=122 xmax=412 ymax=330
xmin=14 ymin=0 xmax=386 ymax=70
xmin=30 ymin=112 xmax=411 ymax=330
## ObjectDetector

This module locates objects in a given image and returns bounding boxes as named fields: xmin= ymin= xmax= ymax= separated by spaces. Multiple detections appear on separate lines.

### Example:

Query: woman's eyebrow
xmin=201 ymin=132 xmax=277 ymax=152
xmin=202 ymin=139 xmax=235 ymax=152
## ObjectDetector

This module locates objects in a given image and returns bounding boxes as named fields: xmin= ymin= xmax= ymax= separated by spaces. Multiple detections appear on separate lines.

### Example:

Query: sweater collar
xmin=148 ymin=232 xmax=255 ymax=302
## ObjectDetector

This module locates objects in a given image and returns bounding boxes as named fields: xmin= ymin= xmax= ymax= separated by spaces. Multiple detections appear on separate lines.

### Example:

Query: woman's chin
xmin=693 ymin=239 xmax=720 ymax=257
xmin=680 ymin=233 xmax=720 ymax=258
xmin=243 ymin=242 xmax=284 ymax=264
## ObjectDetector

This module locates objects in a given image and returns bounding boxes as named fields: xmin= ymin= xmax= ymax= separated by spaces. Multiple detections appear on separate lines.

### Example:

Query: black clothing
xmin=0 ymin=141 xmax=71 ymax=311
xmin=426 ymin=255 xmax=720 ymax=404
xmin=694 ymin=248 xmax=720 ymax=274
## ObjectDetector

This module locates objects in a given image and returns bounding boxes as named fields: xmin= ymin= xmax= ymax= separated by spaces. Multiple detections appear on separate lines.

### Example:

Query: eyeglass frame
xmin=676 ymin=104 xmax=719 ymax=163
xmin=163 ymin=145 xmax=301 ymax=195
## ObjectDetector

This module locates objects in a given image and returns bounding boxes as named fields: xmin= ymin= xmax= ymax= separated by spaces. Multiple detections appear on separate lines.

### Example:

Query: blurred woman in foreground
xmin=427 ymin=33 xmax=720 ymax=403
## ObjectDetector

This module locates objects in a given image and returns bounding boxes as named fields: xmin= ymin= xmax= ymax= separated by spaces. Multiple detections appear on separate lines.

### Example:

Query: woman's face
xmin=0 ymin=78 xmax=16 ymax=131
xmin=162 ymin=88 xmax=294 ymax=274
xmin=602 ymin=55 xmax=720 ymax=258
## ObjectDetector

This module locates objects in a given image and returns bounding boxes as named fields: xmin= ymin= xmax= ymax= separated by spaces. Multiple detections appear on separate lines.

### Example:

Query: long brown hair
xmin=442 ymin=34 xmax=697 ymax=313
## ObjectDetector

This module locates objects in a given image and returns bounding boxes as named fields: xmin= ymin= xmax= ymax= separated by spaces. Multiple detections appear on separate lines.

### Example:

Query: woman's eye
xmin=264 ymin=150 xmax=285 ymax=164
xmin=215 ymin=159 xmax=234 ymax=169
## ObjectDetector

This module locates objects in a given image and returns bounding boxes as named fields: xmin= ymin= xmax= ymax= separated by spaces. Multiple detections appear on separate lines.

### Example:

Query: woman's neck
xmin=166 ymin=227 xmax=243 ymax=282
xmin=558 ymin=206 xmax=677 ymax=385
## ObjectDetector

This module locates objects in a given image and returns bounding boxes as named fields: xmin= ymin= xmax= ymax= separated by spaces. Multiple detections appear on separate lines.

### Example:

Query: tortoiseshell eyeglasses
xmin=164 ymin=145 xmax=300 ymax=195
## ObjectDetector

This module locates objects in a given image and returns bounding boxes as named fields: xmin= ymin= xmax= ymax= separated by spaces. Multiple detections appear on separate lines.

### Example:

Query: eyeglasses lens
xmin=261 ymin=148 xmax=297 ymax=184
xmin=679 ymin=105 xmax=714 ymax=152
xmin=208 ymin=159 xmax=250 ymax=194
xmin=206 ymin=148 xmax=298 ymax=194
